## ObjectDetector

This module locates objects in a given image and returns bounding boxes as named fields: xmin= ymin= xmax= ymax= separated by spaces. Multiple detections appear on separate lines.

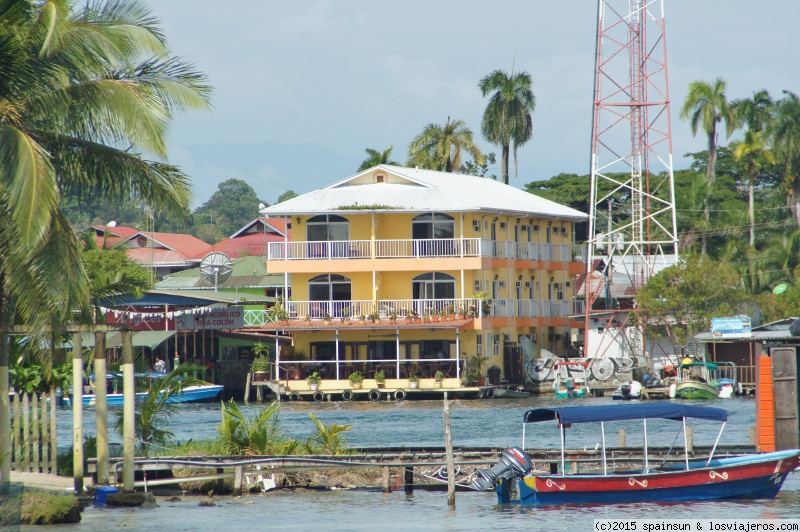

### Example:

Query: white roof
xmin=260 ymin=165 xmax=588 ymax=220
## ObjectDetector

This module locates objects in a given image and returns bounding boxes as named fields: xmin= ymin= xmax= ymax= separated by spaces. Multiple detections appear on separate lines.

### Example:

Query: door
xmin=771 ymin=347 xmax=799 ymax=450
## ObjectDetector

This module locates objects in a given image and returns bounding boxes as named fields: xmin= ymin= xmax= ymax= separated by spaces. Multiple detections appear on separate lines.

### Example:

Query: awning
xmin=73 ymin=331 xmax=175 ymax=350
xmin=522 ymin=403 xmax=728 ymax=424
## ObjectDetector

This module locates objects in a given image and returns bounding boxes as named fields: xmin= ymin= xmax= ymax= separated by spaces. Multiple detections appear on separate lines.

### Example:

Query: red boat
xmin=472 ymin=403 xmax=800 ymax=505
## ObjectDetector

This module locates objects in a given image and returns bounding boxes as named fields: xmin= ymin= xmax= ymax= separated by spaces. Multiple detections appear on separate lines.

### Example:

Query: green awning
xmin=73 ymin=331 xmax=174 ymax=349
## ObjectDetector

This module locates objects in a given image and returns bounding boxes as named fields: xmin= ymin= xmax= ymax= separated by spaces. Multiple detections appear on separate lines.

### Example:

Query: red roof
xmin=212 ymin=233 xmax=285 ymax=258
xmin=91 ymin=225 xmax=140 ymax=249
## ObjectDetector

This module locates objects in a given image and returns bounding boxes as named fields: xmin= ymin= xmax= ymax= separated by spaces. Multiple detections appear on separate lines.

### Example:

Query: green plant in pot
xmin=465 ymin=353 xmax=486 ymax=386
xmin=348 ymin=371 xmax=364 ymax=389
xmin=250 ymin=357 xmax=270 ymax=381
xmin=434 ymin=370 xmax=445 ymax=387
xmin=374 ymin=369 xmax=386 ymax=388
xmin=409 ymin=373 xmax=420 ymax=389
xmin=307 ymin=371 xmax=322 ymax=390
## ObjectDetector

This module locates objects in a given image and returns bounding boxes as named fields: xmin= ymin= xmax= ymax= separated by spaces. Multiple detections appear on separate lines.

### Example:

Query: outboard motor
xmin=620 ymin=383 xmax=631 ymax=400
xmin=471 ymin=447 xmax=533 ymax=491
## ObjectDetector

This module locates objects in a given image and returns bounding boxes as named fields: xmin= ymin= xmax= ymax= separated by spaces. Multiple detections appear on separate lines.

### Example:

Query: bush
xmin=21 ymin=490 xmax=82 ymax=525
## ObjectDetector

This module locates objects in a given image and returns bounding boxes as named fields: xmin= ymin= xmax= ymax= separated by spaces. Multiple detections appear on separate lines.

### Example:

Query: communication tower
xmin=582 ymin=0 xmax=679 ymax=362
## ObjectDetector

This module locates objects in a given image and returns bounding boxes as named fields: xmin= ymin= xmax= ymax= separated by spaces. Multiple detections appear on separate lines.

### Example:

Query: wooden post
xmin=122 ymin=331 xmax=135 ymax=492
xmin=404 ymin=466 xmax=414 ymax=494
xmin=22 ymin=394 xmax=30 ymax=471
xmin=0 ymin=334 xmax=11 ymax=481
xmin=618 ymin=428 xmax=626 ymax=448
xmin=686 ymin=426 xmax=694 ymax=453
xmin=382 ymin=466 xmax=391 ymax=493
xmin=244 ymin=373 xmax=252 ymax=404
xmin=233 ymin=465 xmax=244 ymax=496
xmin=749 ymin=426 xmax=756 ymax=446
xmin=42 ymin=392 xmax=50 ymax=472
xmin=32 ymin=394 xmax=40 ymax=473
xmin=95 ymin=331 xmax=109 ymax=485
xmin=13 ymin=395 xmax=21 ymax=471
xmin=50 ymin=385 xmax=57 ymax=474
xmin=444 ymin=392 xmax=456 ymax=508
xmin=72 ymin=331 xmax=85 ymax=493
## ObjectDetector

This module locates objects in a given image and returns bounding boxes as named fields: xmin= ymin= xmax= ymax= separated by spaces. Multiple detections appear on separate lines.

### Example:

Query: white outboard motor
xmin=471 ymin=447 xmax=533 ymax=491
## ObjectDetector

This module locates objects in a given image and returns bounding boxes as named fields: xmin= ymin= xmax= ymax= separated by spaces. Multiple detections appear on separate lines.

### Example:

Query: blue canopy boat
xmin=472 ymin=402 xmax=800 ymax=505
xmin=66 ymin=371 xmax=223 ymax=406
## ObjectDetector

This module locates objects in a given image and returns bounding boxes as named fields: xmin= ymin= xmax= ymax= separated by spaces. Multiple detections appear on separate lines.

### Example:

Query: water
xmin=38 ymin=396 xmax=800 ymax=531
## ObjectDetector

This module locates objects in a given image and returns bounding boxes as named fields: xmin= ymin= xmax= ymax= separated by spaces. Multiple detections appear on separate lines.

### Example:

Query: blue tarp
xmin=523 ymin=402 xmax=728 ymax=424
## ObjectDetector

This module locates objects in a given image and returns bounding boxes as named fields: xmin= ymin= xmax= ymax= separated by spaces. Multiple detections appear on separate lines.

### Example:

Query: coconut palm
xmin=732 ymin=89 xmax=773 ymax=133
xmin=479 ymin=69 xmax=536 ymax=184
xmin=731 ymin=130 xmax=775 ymax=246
xmin=407 ymin=117 xmax=483 ymax=172
xmin=680 ymin=78 xmax=737 ymax=254
xmin=769 ymin=91 xmax=800 ymax=227
xmin=358 ymin=146 xmax=400 ymax=171
xmin=0 ymin=0 xmax=211 ymax=478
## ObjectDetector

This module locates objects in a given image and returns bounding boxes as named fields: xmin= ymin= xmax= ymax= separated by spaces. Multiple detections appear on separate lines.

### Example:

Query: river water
xmin=33 ymin=396 xmax=800 ymax=531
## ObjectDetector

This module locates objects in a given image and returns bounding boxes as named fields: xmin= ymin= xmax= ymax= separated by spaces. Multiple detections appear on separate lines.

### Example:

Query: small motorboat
xmin=65 ymin=371 xmax=223 ymax=406
xmin=611 ymin=380 xmax=642 ymax=400
xmin=471 ymin=403 xmax=800 ymax=505
xmin=553 ymin=360 xmax=589 ymax=399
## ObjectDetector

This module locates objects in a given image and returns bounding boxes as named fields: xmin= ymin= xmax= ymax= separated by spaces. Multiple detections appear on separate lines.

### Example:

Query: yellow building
xmin=258 ymin=165 xmax=587 ymax=394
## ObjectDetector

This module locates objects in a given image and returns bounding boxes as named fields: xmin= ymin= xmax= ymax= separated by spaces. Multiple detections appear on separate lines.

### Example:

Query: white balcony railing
xmin=268 ymin=238 xmax=586 ymax=263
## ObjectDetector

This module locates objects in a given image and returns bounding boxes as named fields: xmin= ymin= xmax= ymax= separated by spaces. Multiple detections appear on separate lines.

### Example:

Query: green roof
xmin=156 ymin=255 xmax=285 ymax=290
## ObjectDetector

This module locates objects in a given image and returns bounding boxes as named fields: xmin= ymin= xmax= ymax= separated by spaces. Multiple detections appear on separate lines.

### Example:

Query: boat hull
xmin=495 ymin=450 xmax=800 ymax=505
xmin=77 ymin=385 xmax=224 ymax=406
xmin=675 ymin=381 xmax=719 ymax=399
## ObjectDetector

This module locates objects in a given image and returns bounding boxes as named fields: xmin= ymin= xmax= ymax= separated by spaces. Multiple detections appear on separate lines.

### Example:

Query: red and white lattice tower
xmin=582 ymin=0 xmax=679 ymax=362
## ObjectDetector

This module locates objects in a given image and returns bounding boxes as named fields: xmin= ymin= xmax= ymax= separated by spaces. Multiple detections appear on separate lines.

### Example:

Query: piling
xmin=619 ymin=428 xmax=626 ymax=448
xmin=443 ymin=392 xmax=455 ymax=508
xmin=382 ymin=466 xmax=391 ymax=493
xmin=72 ymin=331 xmax=84 ymax=493
xmin=95 ymin=331 xmax=109 ymax=486
xmin=404 ymin=466 xmax=414 ymax=494
xmin=122 ymin=331 xmax=135 ymax=492
xmin=686 ymin=426 xmax=694 ymax=453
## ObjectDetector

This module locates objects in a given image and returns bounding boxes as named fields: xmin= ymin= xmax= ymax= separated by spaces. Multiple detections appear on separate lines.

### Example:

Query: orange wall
xmin=755 ymin=354 xmax=775 ymax=452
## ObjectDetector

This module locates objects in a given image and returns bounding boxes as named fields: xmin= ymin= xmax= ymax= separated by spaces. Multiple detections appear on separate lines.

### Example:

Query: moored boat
xmin=471 ymin=403 xmax=800 ymax=505
xmin=65 ymin=371 xmax=223 ymax=406
xmin=675 ymin=361 xmax=739 ymax=399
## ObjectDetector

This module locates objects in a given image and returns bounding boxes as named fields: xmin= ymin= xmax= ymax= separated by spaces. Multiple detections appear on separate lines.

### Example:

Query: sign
xmin=710 ymin=317 xmax=751 ymax=337
xmin=108 ymin=311 xmax=174 ymax=331
xmin=177 ymin=306 xmax=245 ymax=330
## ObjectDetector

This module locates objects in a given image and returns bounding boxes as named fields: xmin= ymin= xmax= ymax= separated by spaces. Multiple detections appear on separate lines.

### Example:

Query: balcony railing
xmin=242 ymin=298 xmax=585 ymax=326
xmin=268 ymin=238 xmax=585 ymax=263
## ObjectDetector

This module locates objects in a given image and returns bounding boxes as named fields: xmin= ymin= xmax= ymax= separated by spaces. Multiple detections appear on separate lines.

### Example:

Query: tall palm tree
xmin=0 ymin=0 xmax=211 ymax=478
xmin=732 ymin=89 xmax=773 ymax=133
xmin=680 ymin=78 xmax=736 ymax=254
xmin=407 ymin=117 xmax=483 ymax=172
xmin=479 ymin=69 xmax=535 ymax=185
xmin=769 ymin=91 xmax=800 ymax=227
xmin=732 ymin=130 xmax=775 ymax=246
xmin=358 ymin=146 xmax=400 ymax=171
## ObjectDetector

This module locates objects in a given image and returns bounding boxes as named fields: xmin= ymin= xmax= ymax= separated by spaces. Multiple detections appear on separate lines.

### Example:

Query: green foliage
xmin=306 ymin=371 xmax=322 ymax=385
xmin=276 ymin=190 xmax=298 ymax=204
xmin=434 ymin=370 xmax=445 ymax=382
xmin=305 ymin=413 xmax=352 ymax=455
xmin=348 ymin=371 xmax=364 ymax=384
xmin=216 ymin=399 xmax=284 ymax=455
xmin=114 ymin=364 xmax=207 ymax=455
xmin=194 ymin=179 xmax=267 ymax=243
xmin=358 ymin=146 xmax=400 ymax=171
xmin=9 ymin=364 xmax=42 ymax=394
xmin=407 ymin=116 xmax=483 ymax=172
xmin=373 ymin=370 xmax=385 ymax=383
xmin=463 ymin=152 xmax=497 ymax=179
xmin=20 ymin=490 xmax=81 ymax=525
xmin=634 ymin=254 xmax=750 ymax=350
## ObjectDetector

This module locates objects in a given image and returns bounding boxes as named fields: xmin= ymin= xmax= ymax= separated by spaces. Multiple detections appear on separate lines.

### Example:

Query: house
xmin=210 ymin=217 xmax=289 ymax=259
xmin=256 ymin=165 xmax=587 ymax=390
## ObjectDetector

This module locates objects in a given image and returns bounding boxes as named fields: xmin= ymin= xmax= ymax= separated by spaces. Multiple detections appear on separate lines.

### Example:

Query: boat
xmin=66 ymin=371 xmax=223 ymax=406
xmin=553 ymin=361 xmax=589 ymax=398
xmin=675 ymin=361 xmax=738 ymax=399
xmin=488 ymin=385 xmax=531 ymax=399
xmin=611 ymin=380 xmax=642 ymax=400
xmin=471 ymin=402 xmax=800 ymax=505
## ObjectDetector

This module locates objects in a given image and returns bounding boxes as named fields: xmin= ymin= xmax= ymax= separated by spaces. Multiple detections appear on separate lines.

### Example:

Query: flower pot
xmin=434 ymin=381 xmax=442 ymax=388
xmin=253 ymin=371 xmax=267 ymax=382
xmin=351 ymin=382 xmax=363 ymax=389
xmin=310 ymin=383 xmax=319 ymax=391
xmin=377 ymin=383 xmax=385 ymax=389
xmin=410 ymin=381 xmax=419 ymax=389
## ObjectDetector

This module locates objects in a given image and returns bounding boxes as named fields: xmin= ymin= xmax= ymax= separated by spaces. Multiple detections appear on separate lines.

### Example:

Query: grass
xmin=21 ymin=489 xmax=82 ymax=525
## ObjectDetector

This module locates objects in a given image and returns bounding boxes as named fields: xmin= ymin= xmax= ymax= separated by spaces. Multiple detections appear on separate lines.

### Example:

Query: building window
xmin=412 ymin=272 xmax=455 ymax=316
xmin=307 ymin=214 xmax=350 ymax=258
xmin=412 ymin=213 xmax=455 ymax=256
xmin=308 ymin=274 xmax=351 ymax=317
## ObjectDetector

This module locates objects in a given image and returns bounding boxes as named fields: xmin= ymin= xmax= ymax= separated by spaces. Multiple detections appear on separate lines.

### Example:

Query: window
xmin=412 ymin=272 xmax=455 ymax=316
xmin=412 ymin=213 xmax=454 ymax=256
xmin=308 ymin=274 xmax=351 ymax=316
xmin=307 ymin=215 xmax=350 ymax=258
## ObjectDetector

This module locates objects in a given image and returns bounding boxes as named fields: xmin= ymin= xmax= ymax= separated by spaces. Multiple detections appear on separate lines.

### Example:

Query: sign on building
xmin=177 ymin=306 xmax=245 ymax=330
xmin=710 ymin=316 xmax=752 ymax=338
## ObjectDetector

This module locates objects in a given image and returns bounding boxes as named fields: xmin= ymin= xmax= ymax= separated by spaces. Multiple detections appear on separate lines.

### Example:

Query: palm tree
xmin=732 ymin=130 xmax=775 ymax=246
xmin=769 ymin=91 xmax=800 ymax=227
xmin=680 ymin=78 xmax=736 ymax=254
xmin=479 ymin=69 xmax=536 ymax=184
xmin=0 ymin=0 xmax=211 ymax=478
xmin=358 ymin=146 xmax=400 ymax=171
xmin=407 ymin=117 xmax=483 ymax=172
xmin=732 ymin=89 xmax=773 ymax=133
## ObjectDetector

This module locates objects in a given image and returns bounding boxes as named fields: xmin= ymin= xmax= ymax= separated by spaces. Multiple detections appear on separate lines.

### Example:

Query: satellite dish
xmin=258 ymin=203 xmax=266 ymax=210
xmin=773 ymin=283 xmax=788 ymax=295
xmin=200 ymin=252 xmax=233 ymax=291
xmin=107 ymin=221 xmax=117 ymax=227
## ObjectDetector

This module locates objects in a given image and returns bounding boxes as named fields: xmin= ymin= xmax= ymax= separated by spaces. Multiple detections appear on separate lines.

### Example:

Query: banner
xmin=177 ymin=306 xmax=245 ymax=330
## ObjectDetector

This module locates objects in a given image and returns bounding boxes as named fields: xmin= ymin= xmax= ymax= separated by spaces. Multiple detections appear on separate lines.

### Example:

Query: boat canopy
xmin=523 ymin=402 xmax=728 ymax=425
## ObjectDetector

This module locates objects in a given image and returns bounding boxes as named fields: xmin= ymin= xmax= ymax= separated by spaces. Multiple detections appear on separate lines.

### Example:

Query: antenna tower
xmin=583 ymin=0 xmax=679 ymax=361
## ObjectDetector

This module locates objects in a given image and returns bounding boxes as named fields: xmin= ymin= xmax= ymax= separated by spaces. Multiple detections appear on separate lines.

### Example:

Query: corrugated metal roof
xmin=155 ymin=256 xmax=284 ymax=289
xmin=261 ymin=165 xmax=588 ymax=220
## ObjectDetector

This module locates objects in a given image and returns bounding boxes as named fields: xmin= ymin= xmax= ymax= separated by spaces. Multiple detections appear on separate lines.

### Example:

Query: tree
xmin=732 ymin=89 xmax=773 ymax=133
xmin=731 ymin=130 xmax=775 ymax=246
xmin=463 ymin=152 xmax=497 ymax=180
xmin=769 ymin=91 xmax=800 ymax=227
xmin=358 ymin=146 xmax=400 ymax=171
xmin=194 ymin=179 xmax=265 ymax=242
xmin=479 ymin=69 xmax=536 ymax=184
xmin=680 ymin=78 xmax=736 ymax=254
xmin=276 ymin=190 xmax=298 ymax=204
xmin=0 ymin=0 xmax=211 ymax=478
xmin=634 ymin=255 xmax=750 ymax=352
xmin=407 ymin=117 xmax=483 ymax=172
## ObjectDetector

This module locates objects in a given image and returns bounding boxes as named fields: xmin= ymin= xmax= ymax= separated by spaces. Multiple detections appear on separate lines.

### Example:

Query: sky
xmin=153 ymin=1 xmax=800 ymax=209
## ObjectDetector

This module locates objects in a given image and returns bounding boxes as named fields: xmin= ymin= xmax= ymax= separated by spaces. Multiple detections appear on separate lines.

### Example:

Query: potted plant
xmin=250 ymin=357 xmax=270 ymax=382
xmin=409 ymin=373 xmax=420 ymax=389
xmin=374 ymin=369 xmax=386 ymax=388
xmin=322 ymin=312 xmax=332 ymax=326
xmin=307 ymin=371 xmax=322 ymax=391
xmin=405 ymin=309 xmax=414 ymax=324
xmin=465 ymin=354 xmax=486 ymax=386
xmin=348 ymin=371 xmax=364 ymax=389
xmin=358 ymin=313 xmax=367 ymax=324
xmin=368 ymin=311 xmax=380 ymax=323
xmin=389 ymin=312 xmax=397 ymax=324
xmin=341 ymin=306 xmax=351 ymax=324
xmin=434 ymin=370 xmax=445 ymax=388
